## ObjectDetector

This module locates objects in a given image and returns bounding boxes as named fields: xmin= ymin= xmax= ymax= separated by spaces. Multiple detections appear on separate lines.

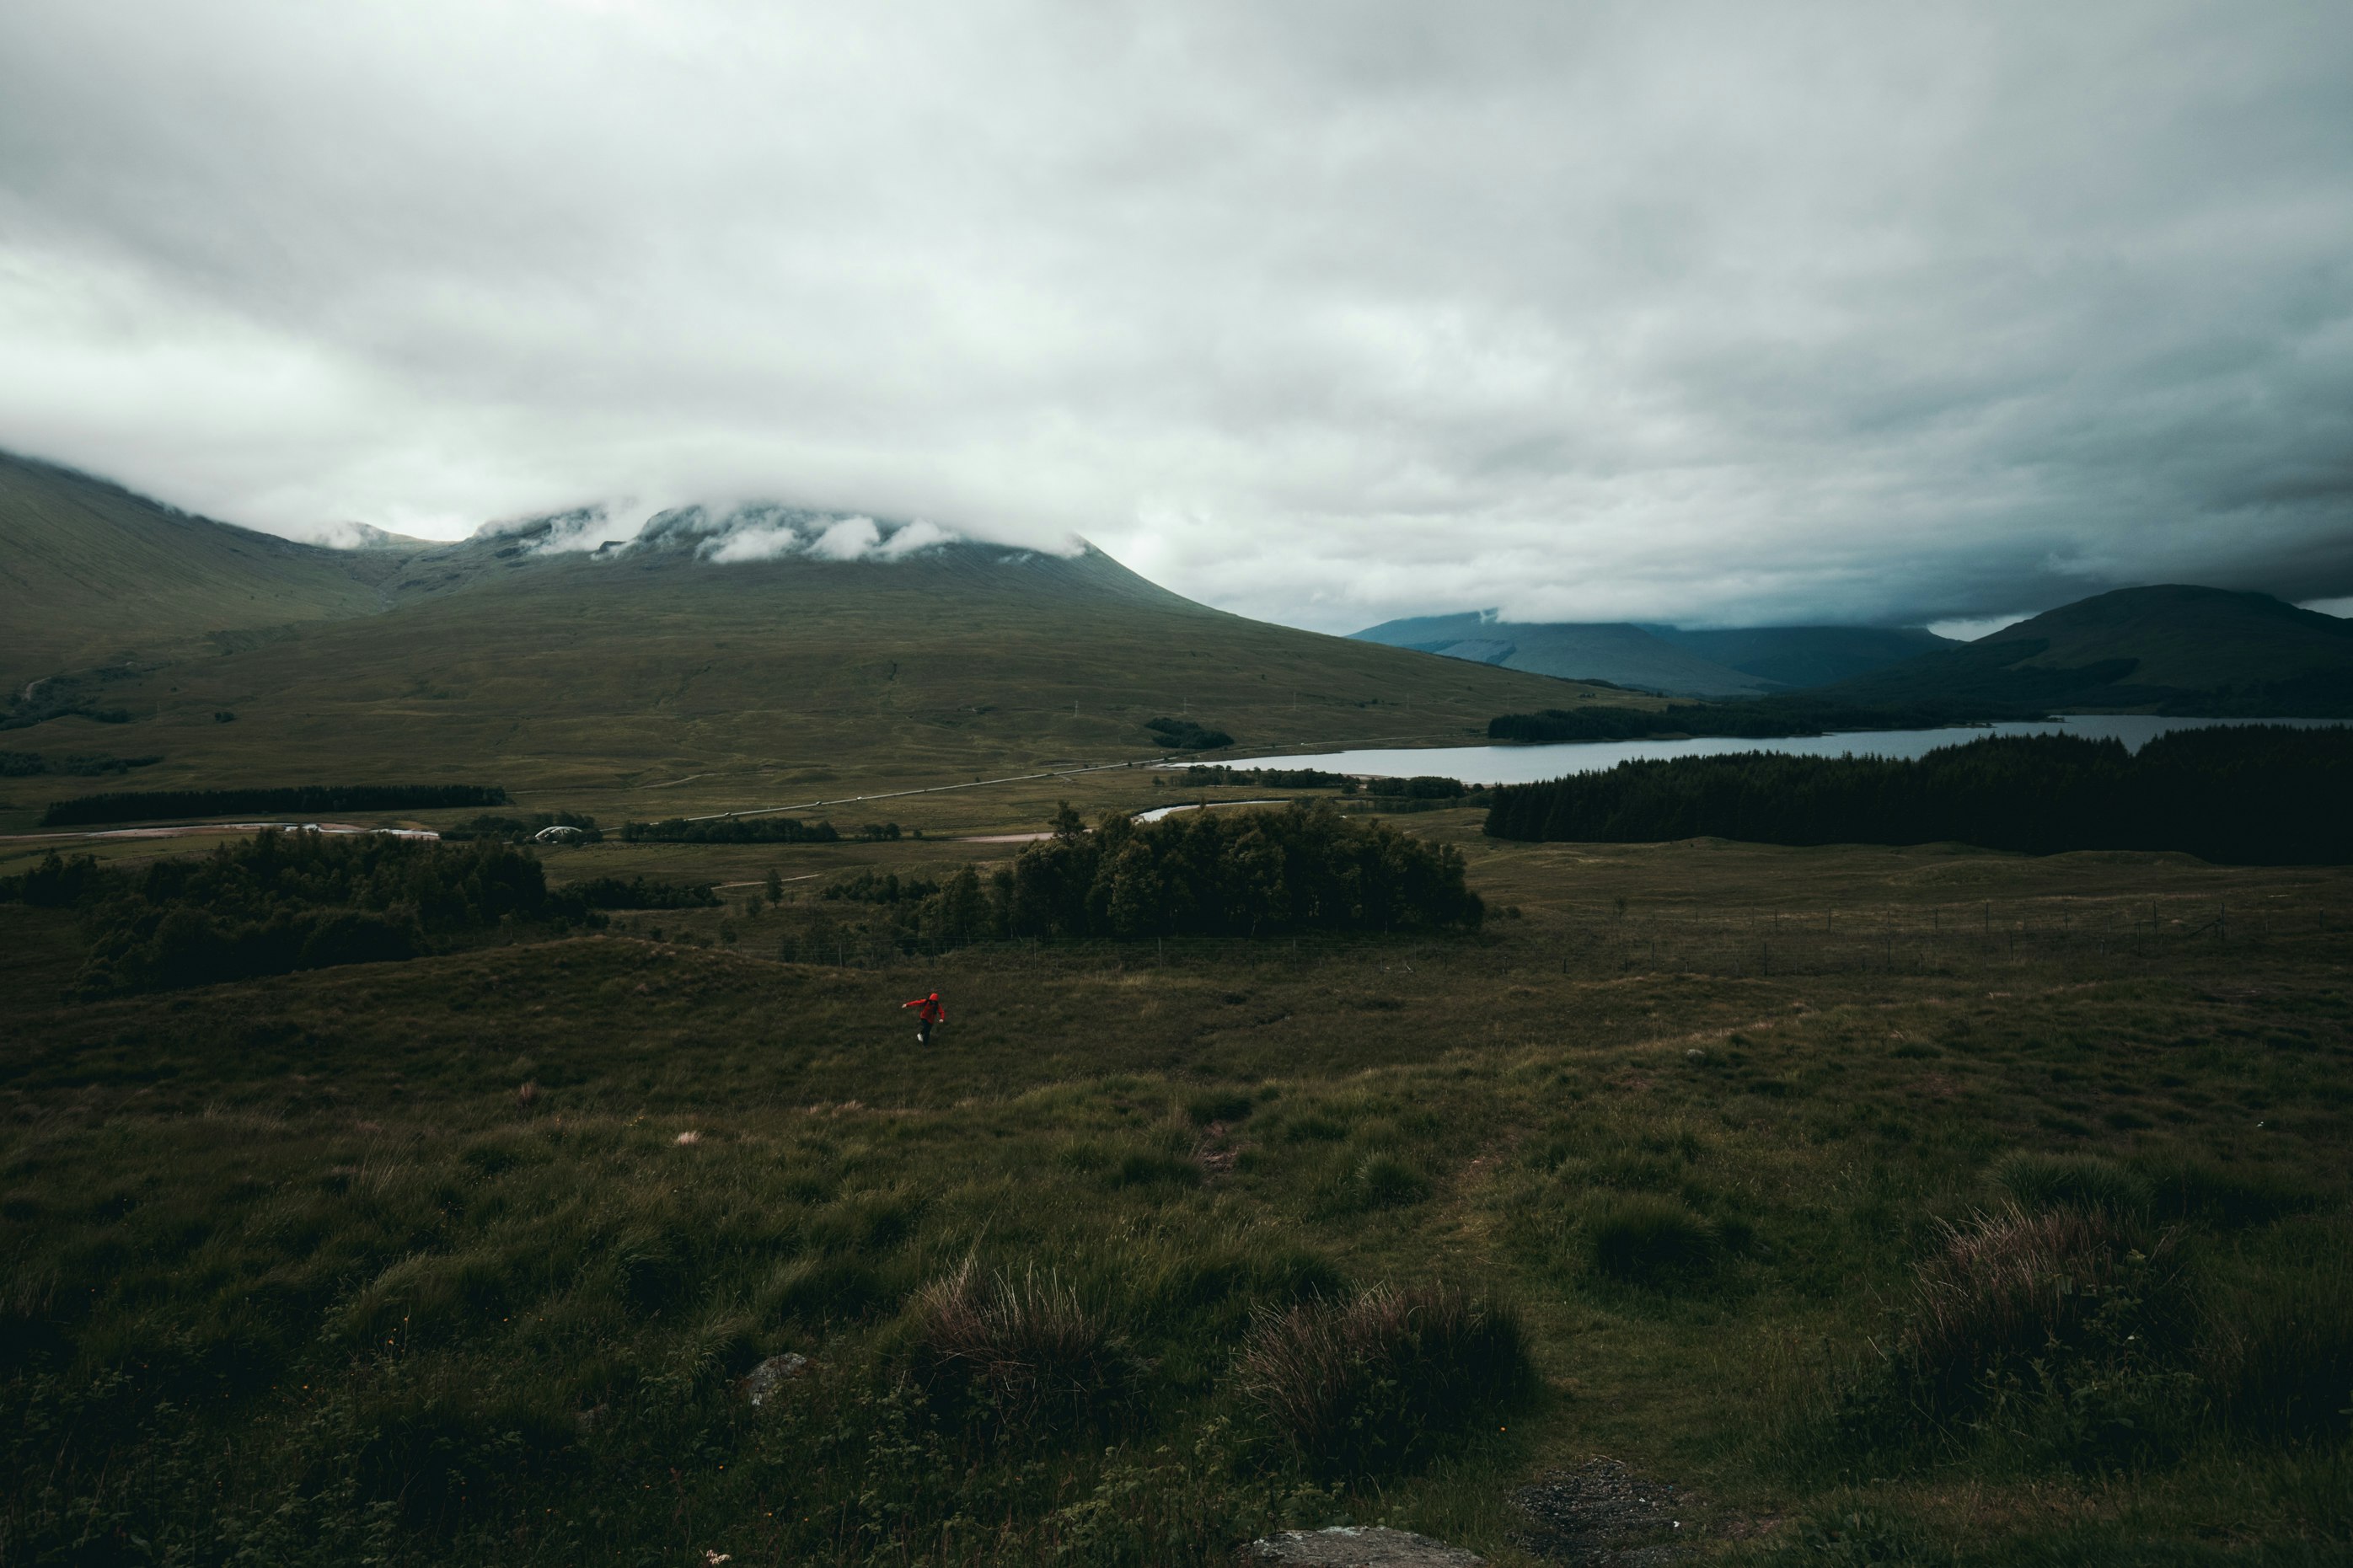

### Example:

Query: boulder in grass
xmin=742 ymin=1352 xmax=812 ymax=1405
xmin=1241 ymin=1526 xmax=1484 ymax=1565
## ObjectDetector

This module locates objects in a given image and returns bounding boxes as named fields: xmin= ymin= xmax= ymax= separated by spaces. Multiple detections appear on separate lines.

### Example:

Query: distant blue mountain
xmin=1644 ymin=624 xmax=1955 ymax=688
xmin=1350 ymin=614 xmax=1951 ymax=697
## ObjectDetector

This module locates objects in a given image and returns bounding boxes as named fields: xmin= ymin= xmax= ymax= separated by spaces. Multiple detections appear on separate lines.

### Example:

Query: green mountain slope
xmin=0 ymin=468 xmax=1639 ymax=821
xmin=1352 ymin=613 xmax=1774 ymax=696
xmin=1820 ymin=586 xmax=2353 ymax=714
xmin=0 ymin=452 xmax=397 ymax=695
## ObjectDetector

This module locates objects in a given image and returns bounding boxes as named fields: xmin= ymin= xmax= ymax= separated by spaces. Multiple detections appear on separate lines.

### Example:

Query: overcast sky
xmin=3 ymin=2 xmax=2350 ymax=632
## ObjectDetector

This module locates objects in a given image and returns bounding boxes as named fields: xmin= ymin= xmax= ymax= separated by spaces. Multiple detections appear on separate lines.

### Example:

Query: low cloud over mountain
xmin=3 ymin=3 xmax=2349 ymax=630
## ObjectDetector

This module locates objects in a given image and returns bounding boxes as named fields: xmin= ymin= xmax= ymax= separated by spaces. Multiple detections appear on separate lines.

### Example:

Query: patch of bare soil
xmin=1510 ymin=1458 xmax=1747 ymax=1566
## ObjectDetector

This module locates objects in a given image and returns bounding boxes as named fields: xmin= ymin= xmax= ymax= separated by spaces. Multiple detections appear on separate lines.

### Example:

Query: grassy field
xmin=5 ymin=803 xmax=2349 ymax=1565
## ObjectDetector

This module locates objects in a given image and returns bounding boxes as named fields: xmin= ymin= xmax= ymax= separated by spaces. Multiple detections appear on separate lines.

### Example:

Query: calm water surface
xmin=1223 ymin=715 xmax=2350 ymax=787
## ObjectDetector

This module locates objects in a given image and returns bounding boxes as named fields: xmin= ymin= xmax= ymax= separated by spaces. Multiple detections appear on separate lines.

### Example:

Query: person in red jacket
xmin=902 ymin=990 xmax=945 ymax=1045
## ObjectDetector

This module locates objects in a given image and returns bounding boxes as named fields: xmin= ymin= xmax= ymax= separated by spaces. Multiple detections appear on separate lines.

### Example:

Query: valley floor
xmin=3 ymin=818 xmax=2349 ymax=1565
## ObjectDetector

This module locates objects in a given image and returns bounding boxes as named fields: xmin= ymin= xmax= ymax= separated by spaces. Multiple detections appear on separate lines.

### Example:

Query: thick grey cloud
xmin=2 ymin=1 xmax=2349 ymax=630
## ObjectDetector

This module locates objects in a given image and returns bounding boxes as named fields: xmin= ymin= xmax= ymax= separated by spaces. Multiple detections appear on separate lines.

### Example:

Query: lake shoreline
xmin=1219 ymin=714 xmax=2353 ymax=786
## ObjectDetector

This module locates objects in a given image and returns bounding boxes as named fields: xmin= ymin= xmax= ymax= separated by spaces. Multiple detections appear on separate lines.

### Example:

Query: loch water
xmin=1221 ymin=715 xmax=2352 ymax=787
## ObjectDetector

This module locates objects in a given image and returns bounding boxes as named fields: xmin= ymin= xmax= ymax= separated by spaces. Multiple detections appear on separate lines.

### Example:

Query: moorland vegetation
xmin=0 ymin=816 xmax=2347 ymax=1565
xmin=4 ymin=457 xmax=2352 ymax=1564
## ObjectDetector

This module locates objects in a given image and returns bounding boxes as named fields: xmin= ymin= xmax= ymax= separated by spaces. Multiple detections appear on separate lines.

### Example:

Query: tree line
xmin=798 ymin=801 xmax=1481 ymax=956
xmin=1482 ymin=725 xmax=2353 ymax=864
xmin=1170 ymin=764 xmax=1358 ymax=791
xmin=39 ymin=784 xmax=508 ymax=827
xmin=1487 ymin=695 xmax=2022 ymax=745
xmin=1 ymin=750 xmax=161 ymax=779
xmin=438 ymin=811 xmax=603 ymax=843
xmin=619 ymin=816 xmax=840 ymax=844
xmin=1 ymin=831 xmax=689 ymax=994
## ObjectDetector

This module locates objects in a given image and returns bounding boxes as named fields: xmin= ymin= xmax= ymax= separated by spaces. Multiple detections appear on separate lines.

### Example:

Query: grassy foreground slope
xmin=3 ymin=523 xmax=1637 ymax=829
xmin=0 ymin=452 xmax=405 ymax=696
xmin=3 ymin=821 xmax=2348 ymax=1565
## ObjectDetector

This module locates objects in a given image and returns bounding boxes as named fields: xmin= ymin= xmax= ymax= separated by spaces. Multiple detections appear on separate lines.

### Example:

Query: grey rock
xmin=742 ymin=1352 xmax=812 ymax=1405
xmin=1242 ymin=1526 xmax=1485 ymax=1565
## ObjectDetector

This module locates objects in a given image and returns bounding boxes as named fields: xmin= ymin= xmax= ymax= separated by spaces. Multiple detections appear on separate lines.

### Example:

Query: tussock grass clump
xmin=1989 ymin=1150 xmax=2152 ymax=1218
xmin=758 ymin=1254 xmax=905 ymax=1326
xmin=1345 ymin=1151 xmax=1431 ymax=1211
xmin=1585 ymin=1192 xmax=1717 ymax=1283
xmin=1895 ymin=1205 xmax=2184 ymax=1412
xmin=913 ymin=1259 xmax=1138 ymax=1430
xmin=1238 ymin=1282 xmax=1535 ymax=1475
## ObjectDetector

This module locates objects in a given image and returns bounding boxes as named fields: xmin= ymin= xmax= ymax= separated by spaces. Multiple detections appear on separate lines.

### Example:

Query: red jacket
xmin=903 ymin=994 xmax=944 ymax=1025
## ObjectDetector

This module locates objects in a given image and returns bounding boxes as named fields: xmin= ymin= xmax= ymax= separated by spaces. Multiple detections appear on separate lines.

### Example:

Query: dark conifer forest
xmin=1482 ymin=725 xmax=2353 ymax=863
xmin=38 ymin=783 xmax=509 ymax=827
xmin=3 ymin=831 xmax=598 ymax=993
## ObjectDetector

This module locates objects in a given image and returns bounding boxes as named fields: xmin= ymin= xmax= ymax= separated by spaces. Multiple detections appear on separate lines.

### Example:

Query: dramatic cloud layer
xmin=2 ymin=2 xmax=2348 ymax=629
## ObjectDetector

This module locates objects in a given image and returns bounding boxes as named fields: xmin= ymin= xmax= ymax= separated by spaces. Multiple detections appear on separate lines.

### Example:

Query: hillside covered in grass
xmin=0 ymin=452 xmax=424 ymax=700
xmin=1814 ymin=586 xmax=2353 ymax=716
xmin=0 ymin=463 xmax=1641 ymax=831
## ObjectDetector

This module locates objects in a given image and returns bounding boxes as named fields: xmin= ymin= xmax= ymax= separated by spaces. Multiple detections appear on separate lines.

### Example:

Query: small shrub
xmin=1144 ymin=717 xmax=1233 ymax=751
xmin=1989 ymin=1151 xmax=2151 ymax=1217
xmin=913 ymin=1259 xmax=1137 ymax=1430
xmin=1586 ymin=1193 xmax=1716 ymax=1283
xmin=1237 ymin=1282 xmax=1535 ymax=1476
